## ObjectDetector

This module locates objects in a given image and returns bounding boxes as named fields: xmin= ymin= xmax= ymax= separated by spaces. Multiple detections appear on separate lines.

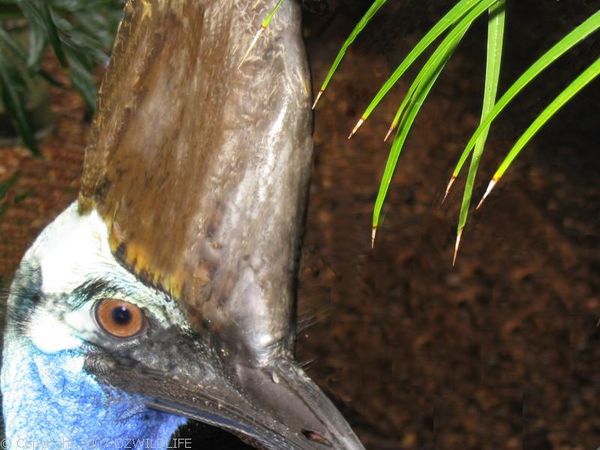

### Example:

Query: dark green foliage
xmin=0 ymin=171 xmax=19 ymax=216
xmin=0 ymin=0 xmax=124 ymax=153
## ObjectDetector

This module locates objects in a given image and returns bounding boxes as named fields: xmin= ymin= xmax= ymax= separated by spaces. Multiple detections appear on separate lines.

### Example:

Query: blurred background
xmin=1 ymin=1 xmax=599 ymax=449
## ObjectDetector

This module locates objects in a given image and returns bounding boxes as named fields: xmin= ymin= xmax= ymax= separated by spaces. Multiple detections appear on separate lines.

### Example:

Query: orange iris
xmin=95 ymin=299 xmax=146 ymax=338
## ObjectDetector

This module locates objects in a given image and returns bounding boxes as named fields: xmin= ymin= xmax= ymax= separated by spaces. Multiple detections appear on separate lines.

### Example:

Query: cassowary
xmin=1 ymin=1 xmax=364 ymax=449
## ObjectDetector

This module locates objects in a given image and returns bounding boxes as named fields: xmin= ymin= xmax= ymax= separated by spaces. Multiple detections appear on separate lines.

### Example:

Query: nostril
xmin=302 ymin=429 xmax=333 ymax=447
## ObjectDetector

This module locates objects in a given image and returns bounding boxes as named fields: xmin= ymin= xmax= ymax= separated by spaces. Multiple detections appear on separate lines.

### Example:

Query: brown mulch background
xmin=1 ymin=1 xmax=598 ymax=449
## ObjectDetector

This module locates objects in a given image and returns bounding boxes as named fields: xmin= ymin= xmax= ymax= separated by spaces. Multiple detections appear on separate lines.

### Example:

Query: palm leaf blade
xmin=450 ymin=9 xmax=600 ymax=180
xmin=313 ymin=0 xmax=388 ymax=107
xmin=372 ymin=29 xmax=467 ymax=231
xmin=455 ymin=0 xmax=505 ymax=261
xmin=493 ymin=57 xmax=600 ymax=183
xmin=358 ymin=0 xmax=486 ymax=127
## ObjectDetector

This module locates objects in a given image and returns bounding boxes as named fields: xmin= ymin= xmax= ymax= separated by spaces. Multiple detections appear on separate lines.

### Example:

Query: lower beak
xmin=87 ymin=348 xmax=364 ymax=450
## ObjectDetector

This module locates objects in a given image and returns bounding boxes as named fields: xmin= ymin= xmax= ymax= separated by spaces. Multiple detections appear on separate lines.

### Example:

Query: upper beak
xmin=85 ymin=329 xmax=365 ymax=450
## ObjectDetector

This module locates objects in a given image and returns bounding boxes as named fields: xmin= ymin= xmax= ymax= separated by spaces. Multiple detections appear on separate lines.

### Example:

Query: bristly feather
xmin=71 ymin=279 xmax=112 ymax=308
xmin=4 ymin=263 xmax=43 ymax=334
xmin=297 ymin=312 xmax=320 ymax=334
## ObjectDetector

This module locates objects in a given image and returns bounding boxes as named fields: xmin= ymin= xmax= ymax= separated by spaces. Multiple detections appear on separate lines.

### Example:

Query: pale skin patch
xmin=27 ymin=310 xmax=82 ymax=354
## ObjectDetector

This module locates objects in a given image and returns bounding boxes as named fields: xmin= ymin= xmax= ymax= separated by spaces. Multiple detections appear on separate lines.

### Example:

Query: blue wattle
xmin=1 ymin=337 xmax=187 ymax=449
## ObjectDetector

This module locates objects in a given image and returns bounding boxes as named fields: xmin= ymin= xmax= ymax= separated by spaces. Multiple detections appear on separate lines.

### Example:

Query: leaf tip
xmin=312 ymin=90 xmax=324 ymax=110
xmin=442 ymin=176 xmax=456 ymax=204
xmin=371 ymin=226 xmax=377 ymax=249
xmin=348 ymin=117 xmax=365 ymax=139
xmin=238 ymin=26 xmax=264 ymax=69
xmin=384 ymin=124 xmax=395 ymax=142
xmin=452 ymin=229 xmax=463 ymax=266
xmin=476 ymin=179 xmax=497 ymax=210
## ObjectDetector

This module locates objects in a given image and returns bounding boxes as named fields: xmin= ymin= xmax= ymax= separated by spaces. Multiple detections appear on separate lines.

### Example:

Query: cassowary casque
xmin=1 ymin=1 xmax=365 ymax=449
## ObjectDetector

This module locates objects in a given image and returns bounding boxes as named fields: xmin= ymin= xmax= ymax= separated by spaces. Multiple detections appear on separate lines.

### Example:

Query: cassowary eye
xmin=95 ymin=299 xmax=146 ymax=338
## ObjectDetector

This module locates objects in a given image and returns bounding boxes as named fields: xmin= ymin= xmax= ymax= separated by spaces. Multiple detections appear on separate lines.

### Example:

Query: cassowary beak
xmin=152 ymin=360 xmax=359 ymax=449
xmin=86 ymin=329 xmax=363 ymax=450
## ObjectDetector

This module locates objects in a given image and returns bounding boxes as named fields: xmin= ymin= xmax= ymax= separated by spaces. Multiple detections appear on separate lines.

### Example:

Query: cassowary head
xmin=1 ymin=1 xmax=364 ymax=449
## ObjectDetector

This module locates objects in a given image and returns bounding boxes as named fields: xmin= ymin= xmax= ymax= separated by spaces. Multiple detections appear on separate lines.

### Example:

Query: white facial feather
xmin=27 ymin=203 xmax=117 ymax=295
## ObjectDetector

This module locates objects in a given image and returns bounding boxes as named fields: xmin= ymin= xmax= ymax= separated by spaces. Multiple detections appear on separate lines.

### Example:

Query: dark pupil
xmin=112 ymin=305 xmax=132 ymax=326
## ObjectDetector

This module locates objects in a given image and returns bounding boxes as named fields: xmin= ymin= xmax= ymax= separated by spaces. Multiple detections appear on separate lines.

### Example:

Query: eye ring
xmin=95 ymin=299 xmax=146 ymax=339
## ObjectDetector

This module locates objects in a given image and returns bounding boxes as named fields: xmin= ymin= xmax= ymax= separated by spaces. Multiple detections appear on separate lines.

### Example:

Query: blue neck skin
xmin=1 ymin=336 xmax=187 ymax=450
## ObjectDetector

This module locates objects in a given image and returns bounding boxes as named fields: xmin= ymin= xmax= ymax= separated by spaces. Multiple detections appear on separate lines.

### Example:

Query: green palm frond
xmin=479 ymin=56 xmax=600 ymax=207
xmin=318 ymin=1 xmax=599 ymax=262
xmin=312 ymin=0 xmax=388 ymax=108
xmin=349 ymin=0 xmax=483 ymax=135
xmin=450 ymin=9 xmax=600 ymax=184
xmin=454 ymin=0 xmax=505 ymax=263
xmin=366 ymin=0 xmax=503 ymax=242
xmin=372 ymin=26 xmax=469 ymax=246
